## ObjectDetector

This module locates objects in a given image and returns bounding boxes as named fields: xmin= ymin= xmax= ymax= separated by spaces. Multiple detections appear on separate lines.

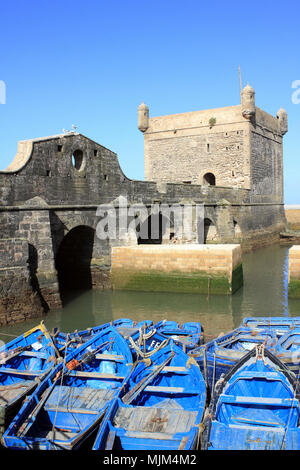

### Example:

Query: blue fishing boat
xmin=92 ymin=341 xmax=206 ymax=450
xmin=201 ymin=345 xmax=300 ymax=450
xmin=0 ymin=321 xmax=58 ymax=436
xmin=241 ymin=317 xmax=300 ymax=337
xmin=268 ymin=326 xmax=300 ymax=375
xmin=153 ymin=320 xmax=204 ymax=351
xmin=2 ymin=326 xmax=133 ymax=450
xmin=189 ymin=327 xmax=276 ymax=392
xmin=52 ymin=318 xmax=153 ymax=354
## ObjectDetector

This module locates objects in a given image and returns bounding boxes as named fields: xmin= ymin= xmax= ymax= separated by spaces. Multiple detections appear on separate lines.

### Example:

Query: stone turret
xmin=138 ymin=102 xmax=149 ymax=132
xmin=241 ymin=83 xmax=256 ymax=121
xmin=277 ymin=107 xmax=288 ymax=135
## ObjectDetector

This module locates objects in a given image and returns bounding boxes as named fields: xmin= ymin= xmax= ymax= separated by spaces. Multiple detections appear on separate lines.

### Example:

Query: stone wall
xmin=0 ymin=131 xmax=288 ymax=324
xmin=111 ymin=244 xmax=243 ymax=295
xmin=143 ymin=105 xmax=251 ymax=189
xmin=288 ymin=245 xmax=300 ymax=298
xmin=0 ymin=238 xmax=44 ymax=325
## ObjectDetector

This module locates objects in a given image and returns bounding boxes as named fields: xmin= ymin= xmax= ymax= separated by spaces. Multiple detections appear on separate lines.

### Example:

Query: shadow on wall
xmin=55 ymin=226 xmax=95 ymax=306
xmin=27 ymin=244 xmax=50 ymax=312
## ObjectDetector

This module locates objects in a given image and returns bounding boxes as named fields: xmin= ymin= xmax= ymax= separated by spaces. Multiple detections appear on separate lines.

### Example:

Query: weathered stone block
xmin=111 ymin=244 xmax=243 ymax=295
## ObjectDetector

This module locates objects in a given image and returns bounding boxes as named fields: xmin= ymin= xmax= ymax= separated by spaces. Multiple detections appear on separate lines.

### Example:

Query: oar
xmin=17 ymin=378 xmax=59 ymax=437
xmin=0 ymin=345 xmax=31 ymax=366
xmin=122 ymin=351 xmax=175 ymax=405
xmin=37 ymin=321 xmax=62 ymax=360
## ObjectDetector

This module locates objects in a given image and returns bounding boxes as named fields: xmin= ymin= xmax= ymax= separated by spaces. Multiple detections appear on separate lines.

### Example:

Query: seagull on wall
xmin=62 ymin=125 xmax=78 ymax=134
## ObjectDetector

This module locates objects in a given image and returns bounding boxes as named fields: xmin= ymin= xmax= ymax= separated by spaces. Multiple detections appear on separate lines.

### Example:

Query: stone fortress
xmin=0 ymin=84 xmax=291 ymax=324
xmin=139 ymin=83 xmax=287 ymax=196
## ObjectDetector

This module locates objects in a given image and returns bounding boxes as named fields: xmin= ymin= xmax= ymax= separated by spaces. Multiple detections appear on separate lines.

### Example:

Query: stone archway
xmin=204 ymin=218 xmax=218 ymax=243
xmin=55 ymin=225 xmax=95 ymax=304
xmin=203 ymin=172 xmax=216 ymax=186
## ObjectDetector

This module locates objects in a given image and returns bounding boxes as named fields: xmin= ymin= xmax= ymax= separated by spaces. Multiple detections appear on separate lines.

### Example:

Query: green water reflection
xmin=1 ymin=244 xmax=300 ymax=342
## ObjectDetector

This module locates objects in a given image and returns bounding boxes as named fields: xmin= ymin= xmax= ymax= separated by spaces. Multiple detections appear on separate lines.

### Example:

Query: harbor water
xmin=0 ymin=244 xmax=300 ymax=343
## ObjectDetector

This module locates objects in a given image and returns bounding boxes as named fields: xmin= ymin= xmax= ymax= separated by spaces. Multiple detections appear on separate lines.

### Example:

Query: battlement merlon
xmin=138 ymin=104 xmax=288 ymax=137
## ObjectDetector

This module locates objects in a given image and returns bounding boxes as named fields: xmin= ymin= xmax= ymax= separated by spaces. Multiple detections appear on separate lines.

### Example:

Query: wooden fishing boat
xmin=153 ymin=320 xmax=204 ymax=351
xmin=2 ymin=326 xmax=133 ymax=450
xmin=201 ymin=345 xmax=300 ymax=450
xmin=52 ymin=318 xmax=153 ymax=354
xmin=0 ymin=321 xmax=59 ymax=437
xmin=189 ymin=327 xmax=276 ymax=393
xmin=92 ymin=340 xmax=206 ymax=450
xmin=241 ymin=317 xmax=300 ymax=338
xmin=268 ymin=326 xmax=300 ymax=375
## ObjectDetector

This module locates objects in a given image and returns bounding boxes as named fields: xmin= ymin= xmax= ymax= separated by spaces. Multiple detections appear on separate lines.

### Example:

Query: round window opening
xmin=72 ymin=149 xmax=85 ymax=171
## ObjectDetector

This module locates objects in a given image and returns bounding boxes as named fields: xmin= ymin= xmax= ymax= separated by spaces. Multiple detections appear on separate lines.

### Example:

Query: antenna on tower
xmin=239 ymin=65 xmax=242 ymax=99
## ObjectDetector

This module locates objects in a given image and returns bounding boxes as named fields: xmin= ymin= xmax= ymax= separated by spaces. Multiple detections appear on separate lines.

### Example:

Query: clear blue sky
xmin=0 ymin=0 xmax=299 ymax=203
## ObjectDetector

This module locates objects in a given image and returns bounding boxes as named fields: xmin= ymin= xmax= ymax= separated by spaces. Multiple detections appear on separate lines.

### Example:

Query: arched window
xmin=203 ymin=172 xmax=216 ymax=186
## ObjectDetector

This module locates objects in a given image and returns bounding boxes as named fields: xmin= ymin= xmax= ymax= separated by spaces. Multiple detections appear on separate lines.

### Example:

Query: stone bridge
xmin=0 ymin=132 xmax=286 ymax=324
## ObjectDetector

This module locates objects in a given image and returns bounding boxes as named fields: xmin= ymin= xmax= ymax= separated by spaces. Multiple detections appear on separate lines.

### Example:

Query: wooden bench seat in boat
xmin=44 ymin=386 xmax=115 ymax=414
xmin=143 ymin=385 xmax=198 ymax=394
xmin=0 ymin=367 xmax=41 ymax=376
xmin=232 ymin=371 xmax=286 ymax=380
xmin=113 ymin=406 xmax=198 ymax=435
xmin=67 ymin=371 xmax=125 ymax=380
xmin=19 ymin=351 xmax=49 ymax=359
xmin=218 ymin=394 xmax=298 ymax=407
xmin=94 ymin=353 xmax=124 ymax=362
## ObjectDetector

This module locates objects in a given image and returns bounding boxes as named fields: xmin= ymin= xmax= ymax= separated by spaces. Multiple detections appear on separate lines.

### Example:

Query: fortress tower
xmin=138 ymin=85 xmax=288 ymax=203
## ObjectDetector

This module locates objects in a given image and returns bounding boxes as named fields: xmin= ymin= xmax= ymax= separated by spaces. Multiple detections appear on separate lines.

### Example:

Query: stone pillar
xmin=16 ymin=198 xmax=62 ymax=310
xmin=0 ymin=239 xmax=44 ymax=325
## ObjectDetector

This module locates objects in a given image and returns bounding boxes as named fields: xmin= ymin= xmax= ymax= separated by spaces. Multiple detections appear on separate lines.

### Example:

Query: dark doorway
xmin=55 ymin=226 xmax=95 ymax=305
xmin=137 ymin=213 xmax=170 ymax=245
xmin=203 ymin=172 xmax=216 ymax=186
xmin=204 ymin=218 xmax=218 ymax=243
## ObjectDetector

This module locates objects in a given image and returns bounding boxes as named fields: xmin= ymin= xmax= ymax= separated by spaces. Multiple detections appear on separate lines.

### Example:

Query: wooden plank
xmin=94 ymin=354 xmax=124 ymax=362
xmin=68 ymin=371 xmax=125 ymax=380
xmin=152 ymin=366 xmax=188 ymax=373
xmin=125 ymin=431 xmax=176 ymax=441
xmin=105 ymin=430 xmax=116 ymax=450
xmin=47 ymin=406 xmax=99 ymax=415
xmin=144 ymin=385 xmax=184 ymax=393
xmin=0 ymin=367 xmax=40 ymax=376
xmin=45 ymin=386 xmax=115 ymax=413
xmin=20 ymin=351 xmax=48 ymax=359
xmin=220 ymin=394 xmax=297 ymax=406
xmin=178 ymin=436 xmax=189 ymax=450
